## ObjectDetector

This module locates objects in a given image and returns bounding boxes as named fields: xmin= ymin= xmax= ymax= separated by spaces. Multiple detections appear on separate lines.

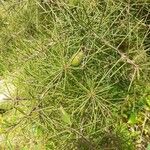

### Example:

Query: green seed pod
xmin=70 ymin=50 xmax=84 ymax=67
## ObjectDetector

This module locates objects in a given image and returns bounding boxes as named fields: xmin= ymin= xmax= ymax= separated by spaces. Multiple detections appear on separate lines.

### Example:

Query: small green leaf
xmin=146 ymin=96 xmax=150 ymax=107
xmin=70 ymin=50 xmax=84 ymax=67
xmin=146 ymin=143 xmax=150 ymax=150
xmin=128 ymin=112 xmax=137 ymax=125
xmin=60 ymin=106 xmax=72 ymax=126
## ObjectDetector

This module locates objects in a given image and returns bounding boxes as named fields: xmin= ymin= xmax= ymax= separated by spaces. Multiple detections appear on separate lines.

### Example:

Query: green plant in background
xmin=0 ymin=0 xmax=150 ymax=149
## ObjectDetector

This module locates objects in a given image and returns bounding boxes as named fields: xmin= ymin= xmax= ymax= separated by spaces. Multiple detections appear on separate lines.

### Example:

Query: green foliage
xmin=147 ymin=143 xmax=150 ymax=150
xmin=60 ymin=106 xmax=72 ymax=126
xmin=128 ymin=112 xmax=137 ymax=125
xmin=0 ymin=0 xmax=149 ymax=149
